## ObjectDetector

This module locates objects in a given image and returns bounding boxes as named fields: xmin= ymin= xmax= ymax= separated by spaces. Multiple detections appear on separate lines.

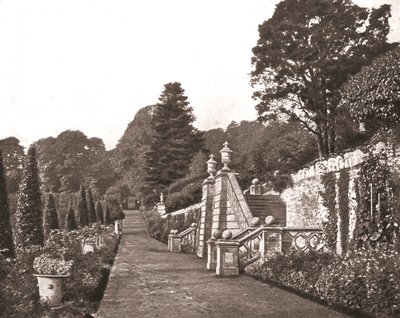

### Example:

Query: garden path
xmin=96 ymin=210 xmax=352 ymax=318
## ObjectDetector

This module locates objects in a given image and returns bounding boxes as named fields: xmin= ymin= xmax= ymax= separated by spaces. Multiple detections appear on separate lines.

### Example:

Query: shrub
xmin=165 ymin=192 xmax=196 ymax=213
xmin=246 ymin=249 xmax=400 ymax=318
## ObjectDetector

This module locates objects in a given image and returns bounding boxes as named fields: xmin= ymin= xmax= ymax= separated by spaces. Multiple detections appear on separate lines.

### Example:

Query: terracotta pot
xmin=34 ymin=274 xmax=68 ymax=306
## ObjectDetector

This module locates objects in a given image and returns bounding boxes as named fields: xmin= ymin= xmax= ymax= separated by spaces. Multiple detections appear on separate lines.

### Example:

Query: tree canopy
xmin=251 ymin=0 xmax=393 ymax=158
xmin=144 ymin=82 xmax=203 ymax=197
xmin=35 ymin=130 xmax=109 ymax=193
xmin=341 ymin=45 xmax=400 ymax=135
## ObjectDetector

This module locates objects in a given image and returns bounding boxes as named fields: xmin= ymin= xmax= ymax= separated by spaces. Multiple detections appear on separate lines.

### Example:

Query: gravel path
xmin=96 ymin=210 xmax=352 ymax=318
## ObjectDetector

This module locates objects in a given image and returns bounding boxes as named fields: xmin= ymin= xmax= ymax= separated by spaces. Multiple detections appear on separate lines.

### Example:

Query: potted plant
xmin=33 ymin=253 xmax=74 ymax=306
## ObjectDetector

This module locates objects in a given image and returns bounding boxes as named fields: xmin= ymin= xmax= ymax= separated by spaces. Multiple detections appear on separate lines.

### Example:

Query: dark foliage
xmin=95 ymin=202 xmax=104 ymax=224
xmin=0 ymin=151 xmax=14 ymax=257
xmin=66 ymin=207 xmax=77 ymax=231
xmin=43 ymin=193 xmax=60 ymax=239
xmin=14 ymin=146 xmax=44 ymax=250
xmin=87 ymin=188 xmax=96 ymax=224
xmin=78 ymin=184 xmax=89 ymax=228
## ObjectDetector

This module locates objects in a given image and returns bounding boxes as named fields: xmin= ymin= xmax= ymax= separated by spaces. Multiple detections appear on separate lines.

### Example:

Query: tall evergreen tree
xmin=145 ymin=82 xmax=203 ymax=194
xmin=87 ymin=188 xmax=96 ymax=224
xmin=95 ymin=201 xmax=104 ymax=224
xmin=0 ymin=151 xmax=14 ymax=257
xmin=14 ymin=146 xmax=44 ymax=250
xmin=65 ymin=207 xmax=77 ymax=231
xmin=43 ymin=194 xmax=59 ymax=239
xmin=104 ymin=205 xmax=111 ymax=226
xmin=78 ymin=184 xmax=89 ymax=227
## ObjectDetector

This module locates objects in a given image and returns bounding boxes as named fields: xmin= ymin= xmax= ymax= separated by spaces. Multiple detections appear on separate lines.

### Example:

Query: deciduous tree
xmin=341 ymin=45 xmax=400 ymax=135
xmin=251 ymin=0 xmax=393 ymax=158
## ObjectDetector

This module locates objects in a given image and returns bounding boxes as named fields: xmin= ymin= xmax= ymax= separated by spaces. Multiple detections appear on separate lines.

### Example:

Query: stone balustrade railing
xmin=226 ymin=173 xmax=253 ymax=229
xmin=208 ymin=226 xmax=325 ymax=276
xmin=162 ymin=202 xmax=201 ymax=218
xmin=168 ymin=223 xmax=197 ymax=253
xmin=291 ymin=141 xmax=398 ymax=183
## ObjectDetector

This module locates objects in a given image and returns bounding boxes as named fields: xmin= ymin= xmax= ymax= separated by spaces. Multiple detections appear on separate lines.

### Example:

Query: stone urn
xmin=82 ymin=241 xmax=96 ymax=254
xmin=34 ymin=274 xmax=68 ymax=306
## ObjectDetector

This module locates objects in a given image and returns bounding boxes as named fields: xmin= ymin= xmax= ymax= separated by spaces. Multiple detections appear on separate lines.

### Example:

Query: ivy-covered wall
xmin=281 ymin=142 xmax=400 ymax=254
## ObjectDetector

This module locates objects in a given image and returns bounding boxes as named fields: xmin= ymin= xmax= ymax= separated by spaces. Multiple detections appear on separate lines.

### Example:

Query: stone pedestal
xmin=114 ymin=220 xmax=122 ymax=235
xmin=260 ymin=228 xmax=282 ymax=261
xmin=168 ymin=234 xmax=182 ymax=252
xmin=197 ymin=177 xmax=215 ymax=257
xmin=157 ymin=202 xmax=166 ymax=215
xmin=215 ymin=240 xmax=240 ymax=276
xmin=206 ymin=239 xmax=217 ymax=270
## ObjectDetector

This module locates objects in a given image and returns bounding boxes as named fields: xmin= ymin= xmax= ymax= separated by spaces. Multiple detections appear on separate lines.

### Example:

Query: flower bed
xmin=245 ymin=249 xmax=400 ymax=318
xmin=0 ymin=225 xmax=119 ymax=317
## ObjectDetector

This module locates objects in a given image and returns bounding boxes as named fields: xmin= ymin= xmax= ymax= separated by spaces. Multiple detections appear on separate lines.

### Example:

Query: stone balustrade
xmin=207 ymin=226 xmax=325 ymax=276
xmin=168 ymin=223 xmax=197 ymax=253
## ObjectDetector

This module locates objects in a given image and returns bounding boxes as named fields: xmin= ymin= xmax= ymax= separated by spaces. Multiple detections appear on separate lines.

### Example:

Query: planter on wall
xmin=34 ymin=274 xmax=68 ymax=306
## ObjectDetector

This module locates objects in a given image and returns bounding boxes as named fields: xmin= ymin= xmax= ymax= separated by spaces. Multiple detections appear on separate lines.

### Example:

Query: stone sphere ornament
xmin=222 ymin=230 xmax=233 ymax=240
xmin=265 ymin=215 xmax=275 ymax=226
xmin=212 ymin=229 xmax=222 ymax=239
xmin=250 ymin=217 xmax=260 ymax=226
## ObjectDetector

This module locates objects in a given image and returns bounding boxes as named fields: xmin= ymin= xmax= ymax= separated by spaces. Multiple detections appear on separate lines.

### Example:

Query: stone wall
xmin=281 ymin=142 xmax=400 ymax=251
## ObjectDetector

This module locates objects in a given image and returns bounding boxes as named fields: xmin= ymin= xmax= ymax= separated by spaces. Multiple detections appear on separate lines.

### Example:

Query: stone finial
xmin=206 ymin=154 xmax=217 ymax=177
xmin=252 ymin=178 xmax=260 ymax=185
xmin=220 ymin=141 xmax=233 ymax=171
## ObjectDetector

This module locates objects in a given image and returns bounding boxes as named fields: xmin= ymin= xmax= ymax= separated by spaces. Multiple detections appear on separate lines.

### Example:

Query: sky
xmin=0 ymin=0 xmax=399 ymax=150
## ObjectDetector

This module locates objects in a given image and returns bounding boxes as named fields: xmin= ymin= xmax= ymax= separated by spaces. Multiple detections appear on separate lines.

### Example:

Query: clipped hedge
xmin=246 ymin=249 xmax=400 ymax=318
xmin=142 ymin=208 xmax=200 ymax=243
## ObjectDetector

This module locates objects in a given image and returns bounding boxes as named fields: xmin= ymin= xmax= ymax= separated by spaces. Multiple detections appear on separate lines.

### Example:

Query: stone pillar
xmin=206 ymin=239 xmax=217 ymax=270
xmin=215 ymin=240 xmax=240 ymax=276
xmin=249 ymin=178 xmax=262 ymax=195
xmin=259 ymin=228 xmax=282 ymax=261
xmin=168 ymin=233 xmax=182 ymax=252
xmin=197 ymin=177 xmax=215 ymax=257
xmin=211 ymin=171 xmax=229 ymax=235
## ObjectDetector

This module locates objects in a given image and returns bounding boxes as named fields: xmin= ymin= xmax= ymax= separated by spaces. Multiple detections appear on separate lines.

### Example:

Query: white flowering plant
xmin=33 ymin=253 xmax=74 ymax=276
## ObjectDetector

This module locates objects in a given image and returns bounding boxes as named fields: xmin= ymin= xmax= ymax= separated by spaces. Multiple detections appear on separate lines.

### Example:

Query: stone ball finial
xmin=212 ymin=229 xmax=222 ymax=239
xmin=252 ymin=178 xmax=260 ymax=185
xmin=222 ymin=230 xmax=232 ymax=240
xmin=250 ymin=217 xmax=260 ymax=226
xmin=265 ymin=215 xmax=275 ymax=225
xmin=191 ymin=223 xmax=197 ymax=228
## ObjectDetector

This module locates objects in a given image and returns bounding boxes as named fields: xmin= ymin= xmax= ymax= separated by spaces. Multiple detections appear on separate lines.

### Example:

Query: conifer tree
xmin=104 ymin=205 xmax=111 ymax=226
xmin=43 ymin=193 xmax=59 ymax=239
xmin=78 ymin=184 xmax=89 ymax=227
xmin=65 ymin=207 xmax=77 ymax=231
xmin=0 ymin=150 xmax=14 ymax=257
xmin=87 ymin=188 xmax=96 ymax=224
xmin=95 ymin=201 xmax=104 ymax=224
xmin=14 ymin=146 xmax=44 ymax=250
xmin=145 ymin=82 xmax=203 ymax=193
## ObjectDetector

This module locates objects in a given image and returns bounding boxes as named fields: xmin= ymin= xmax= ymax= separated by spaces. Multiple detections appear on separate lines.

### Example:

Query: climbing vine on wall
xmin=356 ymin=150 xmax=399 ymax=248
xmin=338 ymin=170 xmax=350 ymax=253
xmin=320 ymin=172 xmax=337 ymax=253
